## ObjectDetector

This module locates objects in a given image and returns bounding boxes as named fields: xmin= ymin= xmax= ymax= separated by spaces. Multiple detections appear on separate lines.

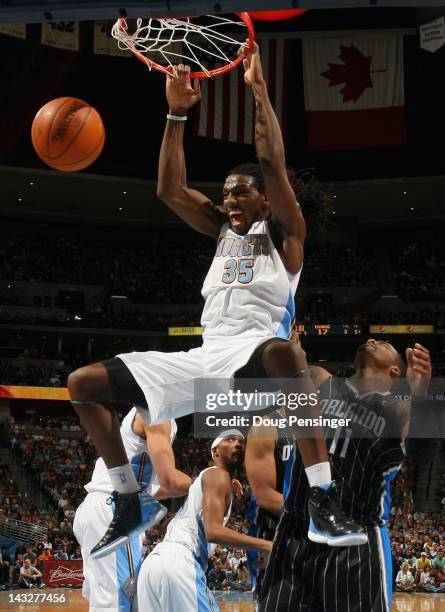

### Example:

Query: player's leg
xmin=320 ymin=527 xmax=391 ymax=612
xmin=244 ymin=338 xmax=367 ymax=546
xmin=73 ymin=493 xmax=141 ymax=612
xmin=258 ymin=513 xmax=323 ymax=612
xmin=69 ymin=348 xmax=204 ymax=558
xmin=68 ymin=360 xmax=167 ymax=559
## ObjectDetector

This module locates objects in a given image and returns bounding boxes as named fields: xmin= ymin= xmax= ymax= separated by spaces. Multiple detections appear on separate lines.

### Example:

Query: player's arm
xmin=400 ymin=343 xmax=440 ymax=463
xmin=157 ymin=65 xmax=224 ymax=238
xmin=202 ymin=468 xmax=271 ymax=553
xmin=135 ymin=415 xmax=192 ymax=497
xmin=245 ymin=425 xmax=282 ymax=516
xmin=243 ymin=43 xmax=304 ymax=273
xmin=290 ymin=330 xmax=332 ymax=388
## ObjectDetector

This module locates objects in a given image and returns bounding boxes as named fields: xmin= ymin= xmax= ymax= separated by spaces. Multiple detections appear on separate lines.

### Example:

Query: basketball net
xmin=111 ymin=13 xmax=255 ymax=78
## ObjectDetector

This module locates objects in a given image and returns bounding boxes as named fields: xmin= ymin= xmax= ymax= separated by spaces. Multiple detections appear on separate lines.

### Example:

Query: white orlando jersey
xmin=163 ymin=466 xmax=232 ymax=569
xmin=201 ymin=220 xmax=301 ymax=341
xmin=85 ymin=407 xmax=177 ymax=495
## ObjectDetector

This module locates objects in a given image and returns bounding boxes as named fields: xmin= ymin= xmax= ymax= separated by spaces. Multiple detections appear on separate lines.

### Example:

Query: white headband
xmin=211 ymin=429 xmax=244 ymax=451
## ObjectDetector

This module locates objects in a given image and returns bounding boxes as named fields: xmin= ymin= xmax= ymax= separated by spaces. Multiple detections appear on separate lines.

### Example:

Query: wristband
xmin=167 ymin=114 xmax=187 ymax=121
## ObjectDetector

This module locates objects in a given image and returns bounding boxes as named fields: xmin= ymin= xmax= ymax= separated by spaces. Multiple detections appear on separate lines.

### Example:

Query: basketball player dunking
xmin=73 ymin=409 xmax=191 ymax=611
xmin=137 ymin=431 xmax=270 ymax=611
xmin=68 ymin=42 xmax=366 ymax=559
xmin=259 ymin=338 xmax=435 ymax=612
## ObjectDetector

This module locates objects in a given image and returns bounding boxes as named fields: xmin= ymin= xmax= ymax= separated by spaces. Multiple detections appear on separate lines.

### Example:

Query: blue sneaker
xmin=90 ymin=490 xmax=167 ymax=559
xmin=308 ymin=484 xmax=368 ymax=547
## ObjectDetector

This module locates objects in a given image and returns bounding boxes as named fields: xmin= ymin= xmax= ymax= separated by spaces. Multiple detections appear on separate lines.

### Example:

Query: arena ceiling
xmin=0 ymin=164 xmax=443 ymax=227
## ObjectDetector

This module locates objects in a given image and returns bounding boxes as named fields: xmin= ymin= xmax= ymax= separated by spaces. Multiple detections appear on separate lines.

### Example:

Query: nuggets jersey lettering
xmin=285 ymin=378 xmax=404 ymax=527
xmin=201 ymin=220 xmax=301 ymax=341
xmin=85 ymin=407 xmax=177 ymax=495
xmin=163 ymin=467 xmax=232 ymax=569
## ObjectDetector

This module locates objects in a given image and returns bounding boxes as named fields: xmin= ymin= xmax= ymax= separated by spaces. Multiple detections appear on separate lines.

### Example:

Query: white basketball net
xmin=111 ymin=15 xmax=252 ymax=77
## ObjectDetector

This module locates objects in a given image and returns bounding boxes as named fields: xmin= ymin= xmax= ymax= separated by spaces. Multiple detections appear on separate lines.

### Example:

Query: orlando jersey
xmin=285 ymin=378 xmax=405 ymax=527
xmin=201 ymin=220 xmax=301 ymax=342
xmin=85 ymin=407 xmax=177 ymax=495
xmin=163 ymin=466 xmax=232 ymax=570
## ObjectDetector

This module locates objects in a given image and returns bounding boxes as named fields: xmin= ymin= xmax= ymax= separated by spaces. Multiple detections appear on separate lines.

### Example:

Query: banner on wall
xmin=41 ymin=21 xmax=79 ymax=51
xmin=0 ymin=23 xmax=26 ymax=39
xmin=93 ymin=21 xmax=131 ymax=57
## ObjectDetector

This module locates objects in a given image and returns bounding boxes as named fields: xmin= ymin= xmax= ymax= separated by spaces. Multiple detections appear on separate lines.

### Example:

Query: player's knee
xmin=262 ymin=341 xmax=307 ymax=378
xmin=67 ymin=364 xmax=110 ymax=403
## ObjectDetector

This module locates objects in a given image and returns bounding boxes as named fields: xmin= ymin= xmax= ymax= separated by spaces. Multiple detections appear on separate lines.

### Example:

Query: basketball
xmin=31 ymin=97 xmax=105 ymax=172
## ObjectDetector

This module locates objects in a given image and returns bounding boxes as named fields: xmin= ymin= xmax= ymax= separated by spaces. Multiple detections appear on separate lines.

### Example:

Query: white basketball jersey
xmin=163 ymin=466 xmax=232 ymax=569
xmin=201 ymin=220 xmax=301 ymax=341
xmin=85 ymin=407 xmax=177 ymax=495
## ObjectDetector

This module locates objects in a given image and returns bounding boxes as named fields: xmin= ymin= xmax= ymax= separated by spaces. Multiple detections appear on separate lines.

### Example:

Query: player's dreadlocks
xmin=227 ymin=163 xmax=333 ymax=231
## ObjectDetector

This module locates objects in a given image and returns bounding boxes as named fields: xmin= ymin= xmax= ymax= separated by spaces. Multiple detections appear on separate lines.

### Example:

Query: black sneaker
xmin=308 ymin=484 xmax=368 ymax=546
xmin=90 ymin=490 xmax=167 ymax=560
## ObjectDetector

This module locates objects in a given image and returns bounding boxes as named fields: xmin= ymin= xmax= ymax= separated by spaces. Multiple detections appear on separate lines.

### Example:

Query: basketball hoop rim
xmin=116 ymin=12 xmax=255 ymax=79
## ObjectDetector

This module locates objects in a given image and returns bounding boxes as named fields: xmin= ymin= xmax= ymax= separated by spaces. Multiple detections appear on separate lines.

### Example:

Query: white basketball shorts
xmin=117 ymin=335 xmax=272 ymax=424
xmin=137 ymin=541 xmax=218 ymax=612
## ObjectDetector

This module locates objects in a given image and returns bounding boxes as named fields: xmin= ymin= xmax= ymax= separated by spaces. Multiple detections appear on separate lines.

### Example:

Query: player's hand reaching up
xmin=406 ymin=343 xmax=432 ymax=398
xmin=242 ymin=41 xmax=266 ymax=88
xmin=166 ymin=64 xmax=201 ymax=115
xmin=231 ymin=479 xmax=244 ymax=498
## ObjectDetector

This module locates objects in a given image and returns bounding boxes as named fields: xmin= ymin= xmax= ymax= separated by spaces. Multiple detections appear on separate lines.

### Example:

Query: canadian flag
xmin=302 ymin=34 xmax=407 ymax=150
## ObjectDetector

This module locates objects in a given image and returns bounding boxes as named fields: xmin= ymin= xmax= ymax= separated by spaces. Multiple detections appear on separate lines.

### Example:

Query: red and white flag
xmin=194 ymin=38 xmax=291 ymax=144
xmin=302 ymin=34 xmax=406 ymax=150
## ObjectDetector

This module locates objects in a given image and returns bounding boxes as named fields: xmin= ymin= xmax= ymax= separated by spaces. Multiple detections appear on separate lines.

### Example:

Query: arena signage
xmin=43 ymin=561 xmax=84 ymax=586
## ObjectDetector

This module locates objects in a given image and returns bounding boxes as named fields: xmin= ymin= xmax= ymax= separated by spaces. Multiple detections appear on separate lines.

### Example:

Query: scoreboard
xmin=295 ymin=324 xmax=363 ymax=336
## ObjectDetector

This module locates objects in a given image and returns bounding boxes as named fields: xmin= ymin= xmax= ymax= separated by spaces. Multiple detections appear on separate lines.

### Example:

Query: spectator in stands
xmin=23 ymin=547 xmax=37 ymax=567
xmin=207 ymin=560 xmax=231 ymax=590
xmin=229 ymin=549 xmax=247 ymax=578
xmin=70 ymin=547 xmax=82 ymax=561
xmin=236 ymin=560 xmax=250 ymax=587
xmin=0 ymin=550 xmax=10 ymax=591
xmin=219 ymin=550 xmax=232 ymax=574
xmin=423 ymin=567 xmax=445 ymax=592
xmin=19 ymin=559 xmax=44 ymax=589
xmin=395 ymin=563 xmax=416 ymax=592
xmin=12 ymin=557 xmax=23 ymax=585
xmin=416 ymin=551 xmax=432 ymax=583
xmin=53 ymin=546 xmax=68 ymax=561
xmin=419 ymin=566 xmax=433 ymax=591
xmin=37 ymin=546 xmax=53 ymax=571
xmin=433 ymin=549 xmax=445 ymax=570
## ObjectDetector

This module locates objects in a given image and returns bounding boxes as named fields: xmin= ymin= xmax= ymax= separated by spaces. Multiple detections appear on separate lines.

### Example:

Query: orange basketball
xmin=31 ymin=97 xmax=105 ymax=172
